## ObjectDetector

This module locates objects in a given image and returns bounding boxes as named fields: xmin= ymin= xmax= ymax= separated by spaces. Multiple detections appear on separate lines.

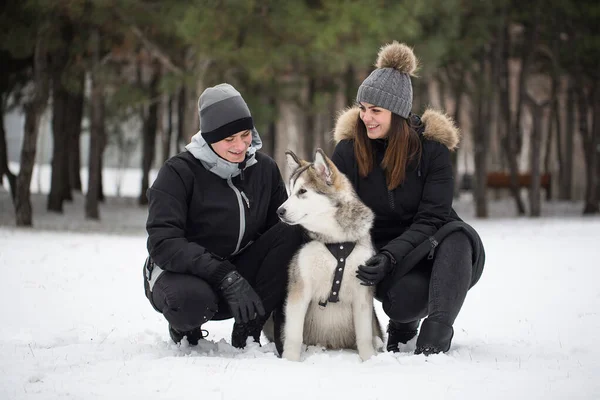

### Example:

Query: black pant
xmin=148 ymin=222 xmax=304 ymax=332
xmin=375 ymin=231 xmax=473 ymax=327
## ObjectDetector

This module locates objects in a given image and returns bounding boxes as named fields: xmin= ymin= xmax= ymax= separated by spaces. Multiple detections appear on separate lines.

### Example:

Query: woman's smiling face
xmin=358 ymin=102 xmax=392 ymax=139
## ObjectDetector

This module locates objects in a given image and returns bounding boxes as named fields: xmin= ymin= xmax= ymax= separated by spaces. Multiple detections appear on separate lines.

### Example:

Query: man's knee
xmin=152 ymin=272 xmax=219 ymax=331
xmin=379 ymin=270 xmax=430 ymax=323
xmin=270 ymin=222 xmax=305 ymax=250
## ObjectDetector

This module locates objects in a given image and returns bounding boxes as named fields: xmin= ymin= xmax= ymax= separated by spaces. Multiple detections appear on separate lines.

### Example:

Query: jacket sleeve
xmin=265 ymin=160 xmax=289 ymax=229
xmin=146 ymin=161 xmax=234 ymax=285
xmin=381 ymin=142 xmax=454 ymax=267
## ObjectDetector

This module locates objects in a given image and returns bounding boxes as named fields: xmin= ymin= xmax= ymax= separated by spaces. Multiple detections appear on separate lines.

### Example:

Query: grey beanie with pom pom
xmin=356 ymin=41 xmax=418 ymax=118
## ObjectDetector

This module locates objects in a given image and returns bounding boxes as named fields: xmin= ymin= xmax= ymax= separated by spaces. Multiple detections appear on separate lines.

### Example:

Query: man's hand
xmin=356 ymin=252 xmax=395 ymax=286
xmin=218 ymin=271 xmax=265 ymax=324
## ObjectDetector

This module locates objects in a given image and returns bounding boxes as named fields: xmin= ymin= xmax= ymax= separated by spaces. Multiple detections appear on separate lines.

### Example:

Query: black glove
xmin=356 ymin=251 xmax=395 ymax=286
xmin=218 ymin=271 xmax=265 ymax=324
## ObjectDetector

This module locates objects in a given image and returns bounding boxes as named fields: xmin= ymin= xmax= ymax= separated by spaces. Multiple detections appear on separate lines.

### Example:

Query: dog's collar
xmin=318 ymin=241 xmax=356 ymax=308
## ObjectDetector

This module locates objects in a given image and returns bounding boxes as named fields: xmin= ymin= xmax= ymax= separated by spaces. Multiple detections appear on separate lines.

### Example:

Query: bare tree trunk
xmin=442 ymin=65 xmax=465 ymax=199
xmin=498 ymin=22 xmax=526 ymax=215
xmin=85 ymin=29 xmax=103 ymax=220
xmin=15 ymin=26 xmax=50 ymax=226
xmin=48 ymin=70 xmax=70 ymax=212
xmin=182 ymin=69 xmax=206 ymax=146
xmin=304 ymin=76 xmax=316 ymax=159
xmin=436 ymin=75 xmax=447 ymax=110
xmin=581 ymin=83 xmax=600 ymax=214
xmin=48 ymin=20 xmax=76 ymax=212
xmin=68 ymin=71 xmax=84 ymax=193
xmin=543 ymin=102 xmax=553 ymax=178
xmin=322 ymin=86 xmax=344 ymax=156
xmin=594 ymin=88 xmax=600 ymax=207
xmin=597 ymin=133 xmax=600 ymax=205
xmin=413 ymin=79 xmax=428 ymax=115
xmin=558 ymin=78 xmax=575 ymax=200
xmin=344 ymin=65 xmax=355 ymax=108
xmin=275 ymin=74 xmax=306 ymax=168
xmin=515 ymin=10 xmax=539 ymax=157
xmin=177 ymin=86 xmax=187 ymax=152
xmin=263 ymin=94 xmax=277 ymax=157
xmin=472 ymin=52 xmax=491 ymax=218
xmin=545 ymin=38 xmax=561 ymax=183
xmin=139 ymin=61 xmax=160 ymax=205
xmin=525 ymin=97 xmax=546 ymax=217
xmin=473 ymin=130 xmax=488 ymax=218
xmin=98 ymin=143 xmax=105 ymax=202
xmin=183 ymin=87 xmax=198 ymax=145
xmin=450 ymin=71 xmax=465 ymax=199
xmin=0 ymin=107 xmax=17 ymax=200
xmin=552 ymin=79 xmax=564 ymax=197
xmin=162 ymin=94 xmax=173 ymax=162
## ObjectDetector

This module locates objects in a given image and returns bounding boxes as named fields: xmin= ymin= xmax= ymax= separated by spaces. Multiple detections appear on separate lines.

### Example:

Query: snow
xmin=1 ymin=167 xmax=600 ymax=399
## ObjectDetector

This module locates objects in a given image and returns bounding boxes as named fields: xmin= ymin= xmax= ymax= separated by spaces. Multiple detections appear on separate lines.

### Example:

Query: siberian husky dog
xmin=276 ymin=149 xmax=382 ymax=362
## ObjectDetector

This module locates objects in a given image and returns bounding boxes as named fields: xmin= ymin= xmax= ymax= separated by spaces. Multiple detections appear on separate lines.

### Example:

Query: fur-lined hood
xmin=332 ymin=107 xmax=460 ymax=151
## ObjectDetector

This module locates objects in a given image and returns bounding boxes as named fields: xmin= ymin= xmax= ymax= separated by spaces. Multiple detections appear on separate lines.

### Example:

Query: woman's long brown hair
xmin=353 ymin=113 xmax=422 ymax=190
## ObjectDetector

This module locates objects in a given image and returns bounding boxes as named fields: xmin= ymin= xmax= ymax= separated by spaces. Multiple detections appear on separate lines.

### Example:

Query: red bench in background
xmin=486 ymin=172 xmax=552 ymax=200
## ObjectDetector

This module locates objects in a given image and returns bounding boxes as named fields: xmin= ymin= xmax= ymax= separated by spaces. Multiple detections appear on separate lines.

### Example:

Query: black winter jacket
xmin=146 ymin=150 xmax=287 ymax=285
xmin=331 ymin=107 xmax=484 ymax=284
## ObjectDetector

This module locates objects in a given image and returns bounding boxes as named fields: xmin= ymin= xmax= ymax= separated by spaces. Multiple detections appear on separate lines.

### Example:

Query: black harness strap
xmin=318 ymin=242 xmax=356 ymax=308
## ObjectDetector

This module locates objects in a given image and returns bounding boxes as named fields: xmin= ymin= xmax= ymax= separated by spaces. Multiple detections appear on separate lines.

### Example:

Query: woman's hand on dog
xmin=356 ymin=251 xmax=395 ymax=286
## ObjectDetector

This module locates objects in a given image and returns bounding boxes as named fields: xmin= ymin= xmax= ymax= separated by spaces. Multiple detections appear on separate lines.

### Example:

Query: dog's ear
xmin=314 ymin=148 xmax=334 ymax=185
xmin=285 ymin=151 xmax=302 ymax=173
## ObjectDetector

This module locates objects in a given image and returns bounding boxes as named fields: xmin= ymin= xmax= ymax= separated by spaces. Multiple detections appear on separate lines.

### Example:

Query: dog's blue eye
xmin=298 ymin=188 xmax=307 ymax=195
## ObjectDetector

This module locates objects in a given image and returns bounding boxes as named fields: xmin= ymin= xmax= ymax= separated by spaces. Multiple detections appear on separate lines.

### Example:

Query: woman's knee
xmin=434 ymin=230 xmax=473 ymax=281
xmin=152 ymin=272 xmax=219 ymax=331
xmin=437 ymin=231 xmax=472 ymax=257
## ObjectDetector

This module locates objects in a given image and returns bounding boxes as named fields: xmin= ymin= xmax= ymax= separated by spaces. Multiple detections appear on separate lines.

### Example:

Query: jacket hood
xmin=332 ymin=107 xmax=460 ymax=151
xmin=185 ymin=127 xmax=263 ymax=179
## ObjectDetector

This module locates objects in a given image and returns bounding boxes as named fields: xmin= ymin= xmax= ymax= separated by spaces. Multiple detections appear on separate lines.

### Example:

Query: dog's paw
xmin=358 ymin=346 xmax=377 ymax=362
xmin=282 ymin=348 xmax=301 ymax=362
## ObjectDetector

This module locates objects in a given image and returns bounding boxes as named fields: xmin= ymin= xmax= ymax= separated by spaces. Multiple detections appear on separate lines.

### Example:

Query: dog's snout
xmin=277 ymin=207 xmax=286 ymax=218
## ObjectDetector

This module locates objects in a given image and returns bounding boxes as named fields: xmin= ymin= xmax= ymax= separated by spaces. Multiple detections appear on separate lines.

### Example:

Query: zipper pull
xmin=427 ymin=237 xmax=438 ymax=260
xmin=241 ymin=191 xmax=250 ymax=208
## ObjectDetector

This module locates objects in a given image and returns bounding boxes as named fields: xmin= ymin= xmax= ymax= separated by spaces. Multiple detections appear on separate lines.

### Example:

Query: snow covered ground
xmin=1 ymin=167 xmax=600 ymax=399
xmin=2 ymin=218 xmax=599 ymax=400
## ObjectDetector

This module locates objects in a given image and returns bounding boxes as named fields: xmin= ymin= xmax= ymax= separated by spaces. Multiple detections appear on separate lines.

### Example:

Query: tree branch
xmin=115 ymin=11 xmax=183 ymax=76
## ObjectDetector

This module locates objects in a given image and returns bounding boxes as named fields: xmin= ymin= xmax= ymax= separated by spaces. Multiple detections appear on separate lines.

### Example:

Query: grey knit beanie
xmin=356 ymin=42 xmax=419 ymax=119
xmin=198 ymin=83 xmax=254 ymax=144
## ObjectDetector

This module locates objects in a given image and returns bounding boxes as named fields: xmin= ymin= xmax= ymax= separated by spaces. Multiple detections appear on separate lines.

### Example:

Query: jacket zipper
xmin=226 ymin=177 xmax=246 ymax=254
xmin=241 ymin=191 xmax=250 ymax=208
xmin=388 ymin=190 xmax=395 ymax=210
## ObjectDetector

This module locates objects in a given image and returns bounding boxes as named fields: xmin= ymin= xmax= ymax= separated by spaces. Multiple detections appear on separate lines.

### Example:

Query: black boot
xmin=231 ymin=315 xmax=267 ymax=349
xmin=415 ymin=319 xmax=453 ymax=356
xmin=386 ymin=320 xmax=419 ymax=352
xmin=169 ymin=324 xmax=209 ymax=346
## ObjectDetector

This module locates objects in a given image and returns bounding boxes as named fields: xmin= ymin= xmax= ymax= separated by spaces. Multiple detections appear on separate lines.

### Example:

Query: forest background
xmin=0 ymin=0 xmax=598 ymax=227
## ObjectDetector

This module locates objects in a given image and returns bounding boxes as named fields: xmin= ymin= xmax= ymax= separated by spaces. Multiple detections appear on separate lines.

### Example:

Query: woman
xmin=331 ymin=42 xmax=485 ymax=355
xmin=143 ymin=83 xmax=302 ymax=349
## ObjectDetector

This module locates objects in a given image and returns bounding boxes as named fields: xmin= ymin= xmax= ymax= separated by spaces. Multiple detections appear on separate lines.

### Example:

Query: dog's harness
xmin=318 ymin=241 xmax=356 ymax=308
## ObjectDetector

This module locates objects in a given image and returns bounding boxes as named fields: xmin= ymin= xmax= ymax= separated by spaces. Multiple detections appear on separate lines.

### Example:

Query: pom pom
xmin=375 ymin=41 xmax=418 ymax=76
